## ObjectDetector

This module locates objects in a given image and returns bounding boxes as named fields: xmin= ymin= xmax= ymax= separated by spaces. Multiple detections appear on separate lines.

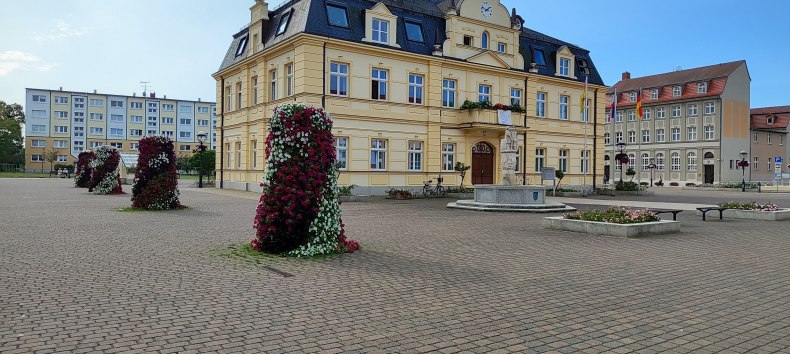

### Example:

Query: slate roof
xmin=609 ymin=60 xmax=745 ymax=93
xmin=217 ymin=0 xmax=605 ymax=86
xmin=751 ymin=106 xmax=790 ymax=131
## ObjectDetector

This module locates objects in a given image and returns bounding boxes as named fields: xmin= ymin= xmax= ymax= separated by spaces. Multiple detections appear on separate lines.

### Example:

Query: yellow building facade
xmin=214 ymin=0 xmax=607 ymax=194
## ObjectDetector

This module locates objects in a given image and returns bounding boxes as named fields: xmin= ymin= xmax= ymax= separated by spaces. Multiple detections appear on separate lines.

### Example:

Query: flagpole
xmin=612 ymin=88 xmax=617 ymax=184
xmin=583 ymin=75 xmax=589 ymax=194
xmin=637 ymin=87 xmax=642 ymax=185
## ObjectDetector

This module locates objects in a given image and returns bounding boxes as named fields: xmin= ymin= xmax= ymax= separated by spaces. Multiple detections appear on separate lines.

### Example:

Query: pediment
xmin=466 ymin=51 xmax=511 ymax=69
xmin=557 ymin=45 xmax=573 ymax=57
xmin=368 ymin=2 xmax=395 ymax=17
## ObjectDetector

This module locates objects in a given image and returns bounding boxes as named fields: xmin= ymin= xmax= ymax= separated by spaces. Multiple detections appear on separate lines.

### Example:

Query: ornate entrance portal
xmin=472 ymin=142 xmax=494 ymax=185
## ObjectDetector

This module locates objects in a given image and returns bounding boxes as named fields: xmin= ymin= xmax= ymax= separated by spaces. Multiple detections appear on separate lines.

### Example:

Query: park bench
xmin=696 ymin=207 xmax=730 ymax=221
xmin=650 ymin=208 xmax=683 ymax=221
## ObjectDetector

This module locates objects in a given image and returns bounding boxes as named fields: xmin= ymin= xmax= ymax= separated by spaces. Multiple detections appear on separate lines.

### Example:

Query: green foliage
xmin=615 ymin=181 xmax=639 ymax=191
xmin=565 ymin=206 xmax=660 ymax=224
xmin=338 ymin=184 xmax=357 ymax=196
xmin=625 ymin=167 xmax=636 ymax=176
xmin=176 ymin=154 xmax=192 ymax=174
xmin=0 ymin=101 xmax=25 ymax=165
xmin=454 ymin=161 xmax=471 ymax=188
xmin=386 ymin=188 xmax=413 ymax=199
xmin=555 ymin=170 xmax=565 ymax=180
xmin=189 ymin=149 xmax=215 ymax=179
xmin=43 ymin=147 xmax=61 ymax=172
xmin=669 ymin=182 xmax=679 ymax=186
xmin=555 ymin=187 xmax=578 ymax=192
xmin=719 ymin=182 xmax=758 ymax=189
xmin=445 ymin=187 xmax=474 ymax=193
xmin=719 ymin=201 xmax=781 ymax=211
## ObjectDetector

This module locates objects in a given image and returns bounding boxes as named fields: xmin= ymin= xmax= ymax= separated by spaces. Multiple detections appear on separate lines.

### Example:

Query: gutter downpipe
xmin=219 ymin=76 xmax=225 ymax=189
xmin=523 ymin=76 xmax=528 ymax=185
xmin=322 ymin=43 xmax=327 ymax=108
xmin=593 ymin=87 xmax=598 ymax=191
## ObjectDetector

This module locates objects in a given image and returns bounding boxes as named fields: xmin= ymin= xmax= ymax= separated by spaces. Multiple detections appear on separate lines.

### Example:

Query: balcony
xmin=445 ymin=108 xmax=526 ymax=128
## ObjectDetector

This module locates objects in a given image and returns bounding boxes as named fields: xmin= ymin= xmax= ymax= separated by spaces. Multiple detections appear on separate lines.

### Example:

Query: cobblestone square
xmin=2 ymin=179 xmax=790 ymax=353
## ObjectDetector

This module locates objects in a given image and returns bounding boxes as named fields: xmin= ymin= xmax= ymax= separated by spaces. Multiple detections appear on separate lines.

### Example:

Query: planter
xmin=339 ymin=195 xmax=373 ymax=203
xmin=446 ymin=192 xmax=474 ymax=199
xmin=553 ymin=191 xmax=582 ymax=197
xmin=694 ymin=208 xmax=790 ymax=221
xmin=542 ymin=216 xmax=680 ymax=238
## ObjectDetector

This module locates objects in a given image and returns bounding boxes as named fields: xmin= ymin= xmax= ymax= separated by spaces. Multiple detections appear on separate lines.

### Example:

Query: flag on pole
xmin=579 ymin=90 xmax=587 ymax=114
xmin=636 ymin=88 xmax=643 ymax=120
xmin=609 ymin=89 xmax=617 ymax=122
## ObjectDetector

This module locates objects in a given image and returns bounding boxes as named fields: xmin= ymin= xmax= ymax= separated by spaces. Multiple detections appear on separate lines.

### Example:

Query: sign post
xmin=776 ymin=157 xmax=784 ymax=190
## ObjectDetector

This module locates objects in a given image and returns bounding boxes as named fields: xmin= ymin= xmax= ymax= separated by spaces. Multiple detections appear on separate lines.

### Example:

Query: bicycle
xmin=422 ymin=176 xmax=446 ymax=198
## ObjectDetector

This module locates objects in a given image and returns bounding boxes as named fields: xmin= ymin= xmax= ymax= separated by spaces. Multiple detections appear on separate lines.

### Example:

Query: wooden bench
xmin=650 ymin=208 xmax=683 ymax=220
xmin=696 ymin=207 xmax=729 ymax=221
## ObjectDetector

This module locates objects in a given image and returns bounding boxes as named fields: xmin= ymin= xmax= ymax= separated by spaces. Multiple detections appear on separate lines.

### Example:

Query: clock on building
xmin=481 ymin=1 xmax=493 ymax=18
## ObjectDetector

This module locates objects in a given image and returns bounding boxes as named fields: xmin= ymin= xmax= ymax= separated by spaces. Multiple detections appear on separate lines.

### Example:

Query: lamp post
xmin=738 ymin=150 xmax=748 ymax=192
xmin=196 ymin=131 xmax=207 ymax=188
xmin=615 ymin=142 xmax=627 ymax=183
xmin=647 ymin=158 xmax=657 ymax=187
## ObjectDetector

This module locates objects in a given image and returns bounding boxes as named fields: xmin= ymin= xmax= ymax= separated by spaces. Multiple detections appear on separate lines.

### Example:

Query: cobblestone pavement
xmin=2 ymin=179 xmax=790 ymax=353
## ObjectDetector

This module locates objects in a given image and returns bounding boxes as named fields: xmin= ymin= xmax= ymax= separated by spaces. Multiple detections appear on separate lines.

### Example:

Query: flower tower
xmin=131 ymin=136 xmax=181 ymax=209
xmin=252 ymin=103 xmax=358 ymax=256
xmin=87 ymin=145 xmax=124 ymax=195
xmin=74 ymin=151 xmax=95 ymax=188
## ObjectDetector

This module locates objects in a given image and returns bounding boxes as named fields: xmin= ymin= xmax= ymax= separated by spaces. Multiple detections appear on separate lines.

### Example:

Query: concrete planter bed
xmin=542 ymin=216 xmax=680 ymax=238
xmin=596 ymin=189 xmax=655 ymax=196
xmin=445 ymin=192 xmax=475 ymax=199
xmin=694 ymin=208 xmax=790 ymax=221
xmin=552 ymin=191 xmax=582 ymax=197
xmin=339 ymin=195 xmax=374 ymax=203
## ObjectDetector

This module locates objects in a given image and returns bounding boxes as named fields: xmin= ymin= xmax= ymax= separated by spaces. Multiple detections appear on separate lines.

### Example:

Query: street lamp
xmin=615 ymin=142 xmax=627 ymax=184
xmin=196 ymin=131 xmax=207 ymax=188
xmin=647 ymin=158 xmax=657 ymax=187
xmin=738 ymin=150 xmax=748 ymax=192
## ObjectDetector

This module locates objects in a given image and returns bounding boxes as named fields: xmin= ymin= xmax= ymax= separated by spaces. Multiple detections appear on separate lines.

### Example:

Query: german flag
xmin=635 ymin=89 xmax=643 ymax=120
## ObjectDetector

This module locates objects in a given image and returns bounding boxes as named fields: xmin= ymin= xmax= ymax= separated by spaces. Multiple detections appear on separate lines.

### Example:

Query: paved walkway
xmin=2 ymin=179 xmax=790 ymax=353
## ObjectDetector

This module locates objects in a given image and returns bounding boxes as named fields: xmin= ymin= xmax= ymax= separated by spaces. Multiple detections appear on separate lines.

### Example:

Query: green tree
xmin=454 ymin=162 xmax=471 ymax=189
xmin=0 ymin=101 xmax=25 ymax=165
xmin=176 ymin=153 xmax=192 ymax=174
xmin=189 ymin=149 xmax=215 ymax=181
xmin=44 ymin=147 xmax=61 ymax=172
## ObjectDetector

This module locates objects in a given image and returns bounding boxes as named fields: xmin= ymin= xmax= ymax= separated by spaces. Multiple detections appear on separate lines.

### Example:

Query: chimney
xmin=251 ymin=0 xmax=269 ymax=22
xmin=133 ymin=92 xmax=136 ymax=97
xmin=59 ymin=87 xmax=63 ymax=91
xmin=150 ymin=92 xmax=155 ymax=99
xmin=93 ymin=89 xmax=97 ymax=94
xmin=622 ymin=72 xmax=631 ymax=81
xmin=163 ymin=95 xmax=167 ymax=99
xmin=198 ymin=98 xmax=201 ymax=102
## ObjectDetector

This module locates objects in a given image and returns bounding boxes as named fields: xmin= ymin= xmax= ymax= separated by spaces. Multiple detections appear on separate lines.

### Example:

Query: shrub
xmin=386 ymin=188 xmax=413 ymax=200
xmin=719 ymin=182 xmax=758 ymax=189
xmin=87 ymin=146 xmax=123 ymax=195
xmin=555 ymin=187 xmax=578 ymax=192
xmin=669 ymin=182 xmax=679 ymax=186
xmin=615 ymin=181 xmax=639 ymax=191
xmin=338 ymin=184 xmax=357 ymax=196
xmin=74 ymin=151 xmax=95 ymax=188
xmin=131 ymin=136 xmax=182 ymax=210
xmin=564 ymin=206 xmax=660 ymax=224
xmin=719 ymin=201 xmax=781 ymax=211
xmin=639 ymin=182 xmax=649 ymax=186
xmin=445 ymin=187 xmax=474 ymax=193
xmin=251 ymin=103 xmax=358 ymax=256
xmin=685 ymin=182 xmax=696 ymax=187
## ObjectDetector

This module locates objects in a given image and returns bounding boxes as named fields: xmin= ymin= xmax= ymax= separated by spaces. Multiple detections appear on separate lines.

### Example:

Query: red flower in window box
xmin=736 ymin=160 xmax=750 ymax=168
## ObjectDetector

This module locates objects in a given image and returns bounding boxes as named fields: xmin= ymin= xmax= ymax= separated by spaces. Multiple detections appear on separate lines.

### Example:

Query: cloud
xmin=32 ymin=21 xmax=87 ymax=41
xmin=0 ymin=51 xmax=57 ymax=76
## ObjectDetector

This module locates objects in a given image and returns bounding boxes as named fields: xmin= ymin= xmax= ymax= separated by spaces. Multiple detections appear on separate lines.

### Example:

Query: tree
xmin=454 ymin=162 xmax=471 ymax=189
xmin=553 ymin=170 xmax=565 ymax=196
xmin=44 ymin=147 xmax=61 ymax=172
xmin=176 ymin=153 xmax=192 ymax=174
xmin=0 ymin=101 xmax=25 ymax=166
xmin=189 ymin=149 xmax=215 ymax=182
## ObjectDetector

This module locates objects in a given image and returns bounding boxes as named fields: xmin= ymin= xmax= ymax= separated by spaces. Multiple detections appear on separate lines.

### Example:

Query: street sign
xmin=541 ymin=167 xmax=556 ymax=180
xmin=776 ymin=156 xmax=783 ymax=164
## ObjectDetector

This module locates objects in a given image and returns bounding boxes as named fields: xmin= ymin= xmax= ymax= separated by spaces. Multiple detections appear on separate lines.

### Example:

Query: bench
xmin=696 ymin=207 xmax=730 ymax=221
xmin=650 ymin=208 xmax=683 ymax=220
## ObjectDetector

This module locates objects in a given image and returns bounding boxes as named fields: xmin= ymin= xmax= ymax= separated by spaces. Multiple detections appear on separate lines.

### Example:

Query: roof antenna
xmin=674 ymin=66 xmax=682 ymax=72
xmin=140 ymin=81 xmax=151 ymax=96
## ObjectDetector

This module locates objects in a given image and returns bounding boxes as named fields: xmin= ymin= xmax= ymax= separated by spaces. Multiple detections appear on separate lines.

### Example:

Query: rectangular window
xmin=559 ymin=95 xmax=569 ymax=120
xmin=643 ymin=108 xmax=651 ymax=120
xmin=179 ymin=145 xmax=192 ymax=151
xmin=535 ymin=148 xmax=545 ymax=172
xmin=276 ymin=12 xmax=291 ymax=36
xmin=768 ymin=133 xmax=772 ymax=144
xmin=687 ymin=126 xmax=697 ymax=141
xmin=753 ymin=131 xmax=758 ymax=142
xmin=754 ymin=157 xmax=759 ymax=171
xmin=629 ymin=92 xmax=637 ymax=102
xmin=162 ymin=117 xmax=174 ymax=124
xmin=225 ymin=87 xmax=232 ymax=111
xmin=532 ymin=48 xmax=546 ymax=65
xmin=642 ymin=129 xmax=650 ymax=143
xmin=371 ymin=68 xmax=388 ymax=100
xmin=179 ymin=105 xmax=192 ymax=113
xmin=628 ymin=130 xmax=636 ymax=144
xmin=179 ymin=118 xmax=192 ymax=125
xmin=463 ymin=35 xmax=473 ymax=46
xmin=53 ymin=140 xmax=67 ymax=148
xmin=147 ymin=102 xmax=157 ymax=113
xmin=110 ymin=143 xmax=122 ymax=149
xmin=54 ymin=125 xmax=68 ymax=133
xmin=130 ymin=129 xmax=142 ymax=136
xmin=237 ymin=82 xmax=243 ymax=109
xmin=131 ymin=115 xmax=142 ymax=123
xmin=285 ymin=63 xmax=294 ymax=97
xmin=404 ymin=21 xmax=424 ymax=42
xmin=559 ymin=58 xmax=569 ymax=76
xmin=657 ymin=107 xmax=666 ymax=119
xmin=90 ymin=113 xmax=103 ymax=121
xmin=327 ymin=4 xmax=349 ymax=27
xmin=334 ymin=137 xmax=348 ymax=170
xmin=72 ymin=127 xmax=83 ymax=136
xmin=110 ymin=100 xmax=124 ymax=108
xmin=372 ymin=18 xmax=389 ymax=44
xmin=671 ymin=153 xmax=680 ymax=171
xmin=179 ymin=132 xmax=192 ymax=139
xmin=559 ymin=149 xmax=568 ymax=173
xmin=704 ymin=125 xmax=714 ymax=140
xmin=615 ymin=131 xmax=623 ymax=143
xmin=55 ymin=111 xmax=68 ymax=119
xmin=581 ymin=150 xmax=590 ymax=174
xmin=130 ymin=101 xmax=142 ymax=109
xmin=236 ymin=142 xmax=242 ymax=168
xmin=704 ymin=102 xmax=715 ymax=114
xmin=442 ymin=79 xmax=456 ymax=108
xmin=147 ymin=116 xmax=157 ymax=127
xmin=89 ymin=98 xmax=103 ymax=107
xmin=407 ymin=141 xmax=423 ymax=171
xmin=649 ymin=89 xmax=659 ymax=100
xmin=225 ymin=143 xmax=231 ymax=168
xmin=604 ymin=133 xmax=610 ymax=145
xmin=197 ymin=119 xmax=209 ymax=126
xmin=73 ymin=97 xmax=85 ymax=109
xmin=370 ymin=139 xmax=386 ymax=170
xmin=780 ymin=135 xmax=784 ymax=145
xmin=162 ymin=104 xmax=174 ymax=111
xmin=478 ymin=84 xmax=491 ymax=103
xmin=673 ymin=86 xmax=682 ymax=97
xmin=616 ymin=111 xmax=623 ymax=122
xmin=656 ymin=129 xmax=665 ymax=142
xmin=408 ymin=74 xmax=424 ymax=104
xmin=110 ymin=128 xmax=124 ymax=136
xmin=251 ymin=76 xmax=258 ymax=105
xmin=698 ymin=82 xmax=707 ymax=93
xmin=656 ymin=154 xmax=665 ymax=171
xmin=56 ymin=155 xmax=69 ymax=163
xmin=54 ymin=96 xmax=67 ymax=104
xmin=688 ymin=104 xmax=698 ymax=116
xmin=31 ymin=110 xmax=46 ymax=118
xmin=32 ymin=94 xmax=47 ymax=102
xmin=536 ymin=92 xmax=546 ymax=117
xmin=31 ymin=154 xmax=44 ymax=162
xmin=147 ymin=130 xmax=157 ymax=136
xmin=197 ymin=106 xmax=209 ymax=114
xmin=671 ymin=127 xmax=680 ymax=141
xmin=90 ymin=127 xmax=103 ymax=135
xmin=442 ymin=143 xmax=455 ymax=172
xmin=31 ymin=139 xmax=46 ymax=147
xmin=510 ymin=88 xmax=522 ymax=106
xmin=330 ymin=63 xmax=348 ymax=96
xmin=110 ymin=114 xmax=124 ymax=122
xmin=671 ymin=105 xmax=681 ymax=117
xmin=628 ymin=110 xmax=635 ymax=121
xmin=251 ymin=141 xmax=258 ymax=169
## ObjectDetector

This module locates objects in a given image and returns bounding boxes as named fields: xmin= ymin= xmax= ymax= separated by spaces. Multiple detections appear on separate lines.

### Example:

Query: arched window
xmin=671 ymin=152 xmax=680 ymax=171
xmin=655 ymin=153 xmax=665 ymax=171
xmin=704 ymin=152 xmax=714 ymax=159
xmin=482 ymin=32 xmax=489 ymax=49
xmin=642 ymin=153 xmax=650 ymax=171
xmin=628 ymin=153 xmax=635 ymax=170
xmin=687 ymin=152 xmax=697 ymax=171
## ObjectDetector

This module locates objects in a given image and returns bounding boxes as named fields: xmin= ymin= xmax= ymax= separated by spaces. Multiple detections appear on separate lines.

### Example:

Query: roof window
xmin=327 ymin=4 xmax=349 ymax=27
xmin=235 ymin=36 xmax=248 ymax=57
xmin=276 ymin=10 xmax=292 ymax=36
xmin=532 ymin=48 xmax=546 ymax=66
xmin=404 ymin=21 xmax=424 ymax=42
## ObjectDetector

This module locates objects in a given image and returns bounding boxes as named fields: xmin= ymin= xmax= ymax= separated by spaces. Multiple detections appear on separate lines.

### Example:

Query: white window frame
xmin=641 ymin=153 xmax=650 ymax=171
xmin=442 ymin=143 xmax=455 ymax=172
xmin=656 ymin=129 xmax=665 ymax=142
xmin=687 ymin=152 xmax=697 ymax=171
xmin=372 ymin=18 xmax=389 ymax=44
xmin=285 ymin=63 xmax=294 ymax=97
xmin=616 ymin=111 xmax=623 ymax=122
xmin=642 ymin=108 xmax=651 ymax=120
xmin=698 ymin=82 xmax=707 ymax=94
xmin=371 ymin=68 xmax=388 ymax=101
xmin=704 ymin=102 xmax=715 ymax=115
xmin=642 ymin=129 xmax=650 ymax=143
xmin=672 ymin=86 xmax=682 ymax=97
xmin=559 ymin=58 xmax=569 ymax=76
xmin=559 ymin=149 xmax=568 ymax=173
xmin=671 ymin=127 xmax=680 ymax=141
xmin=536 ymin=92 xmax=546 ymax=117
xmin=370 ymin=139 xmax=387 ymax=171
xmin=688 ymin=104 xmax=698 ymax=116
xmin=604 ymin=132 xmax=610 ymax=145
xmin=510 ymin=88 xmax=522 ymax=107
xmin=559 ymin=95 xmax=569 ymax=120
xmin=269 ymin=69 xmax=277 ymax=101
xmin=629 ymin=92 xmax=636 ymax=102
xmin=535 ymin=148 xmax=545 ymax=172
xmin=335 ymin=137 xmax=348 ymax=170
xmin=330 ymin=62 xmax=349 ymax=97
xmin=649 ymin=89 xmax=659 ymax=100
xmin=704 ymin=125 xmax=714 ymax=140
xmin=628 ymin=130 xmax=636 ymax=144
xmin=408 ymin=74 xmax=424 ymax=105
xmin=55 ymin=96 xmax=68 ymax=104
xmin=671 ymin=152 xmax=680 ymax=171
xmin=656 ymin=153 xmax=665 ymax=171
xmin=478 ymin=84 xmax=491 ymax=103
xmin=442 ymin=79 xmax=456 ymax=108
xmin=497 ymin=42 xmax=506 ymax=53
xmin=581 ymin=150 xmax=590 ymax=174
xmin=407 ymin=141 xmax=423 ymax=171
xmin=687 ymin=126 xmax=697 ymax=141
xmin=615 ymin=131 xmax=623 ymax=143
xmin=657 ymin=107 xmax=666 ymax=119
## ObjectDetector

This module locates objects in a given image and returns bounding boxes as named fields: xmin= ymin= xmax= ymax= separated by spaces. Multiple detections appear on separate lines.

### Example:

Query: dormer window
xmin=698 ymin=82 xmax=707 ymax=94
xmin=577 ymin=59 xmax=590 ymax=75
xmin=327 ymin=4 xmax=349 ymax=27
xmin=276 ymin=10 xmax=292 ymax=36
xmin=768 ymin=116 xmax=775 ymax=125
xmin=481 ymin=32 xmax=489 ymax=49
xmin=532 ymin=48 xmax=546 ymax=66
xmin=672 ymin=85 xmax=682 ymax=97
xmin=649 ymin=89 xmax=659 ymax=100
xmin=404 ymin=21 xmax=424 ymax=43
xmin=629 ymin=92 xmax=637 ymax=102
xmin=372 ymin=18 xmax=389 ymax=44
xmin=559 ymin=58 xmax=569 ymax=76
xmin=235 ymin=36 xmax=248 ymax=57
xmin=463 ymin=35 xmax=473 ymax=46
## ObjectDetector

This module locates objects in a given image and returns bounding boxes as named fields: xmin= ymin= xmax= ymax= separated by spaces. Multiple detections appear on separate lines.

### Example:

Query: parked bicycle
xmin=422 ymin=176 xmax=446 ymax=198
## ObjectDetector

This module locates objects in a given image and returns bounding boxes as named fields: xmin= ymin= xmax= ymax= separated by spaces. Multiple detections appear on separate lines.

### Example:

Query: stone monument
xmin=500 ymin=126 xmax=518 ymax=186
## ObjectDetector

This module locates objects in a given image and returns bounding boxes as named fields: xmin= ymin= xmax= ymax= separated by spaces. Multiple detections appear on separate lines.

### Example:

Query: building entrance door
xmin=472 ymin=142 xmax=494 ymax=185
xmin=704 ymin=165 xmax=714 ymax=184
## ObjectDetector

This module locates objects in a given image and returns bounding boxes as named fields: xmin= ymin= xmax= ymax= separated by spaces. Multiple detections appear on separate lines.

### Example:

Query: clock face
xmin=481 ymin=1 xmax=493 ymax=18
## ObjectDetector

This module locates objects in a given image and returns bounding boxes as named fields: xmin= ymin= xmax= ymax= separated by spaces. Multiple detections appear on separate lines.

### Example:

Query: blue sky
xmin=1 ymin=0 xmax=788 ymax=108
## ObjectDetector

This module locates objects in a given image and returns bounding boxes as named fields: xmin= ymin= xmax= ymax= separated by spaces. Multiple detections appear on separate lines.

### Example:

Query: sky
xmin=1 ymin=0 xmax=788 ymax=109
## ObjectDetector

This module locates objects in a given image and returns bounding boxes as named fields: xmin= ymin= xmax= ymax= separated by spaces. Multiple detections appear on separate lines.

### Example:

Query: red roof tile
xmin=751 ymin=106 xmax=790 ymax=130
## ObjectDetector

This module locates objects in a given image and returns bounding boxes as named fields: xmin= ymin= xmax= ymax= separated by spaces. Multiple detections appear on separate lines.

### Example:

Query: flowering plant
xmin=251 ymin=103 xmax=359 ymax=256
xmin=719 ymin=201 xmax=782 ymax=211
xmin=131 ymin=136 xmax=182 ymax=210
xmin=564 ymin=206 xmax=660 ymax=224
xmin=87 ymin=146 xmax=124 ymax=195
xmin=74 ymin=151 xmax=95 ymax=188
xmin=736 ymin=160 xmax=750 ymax=168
